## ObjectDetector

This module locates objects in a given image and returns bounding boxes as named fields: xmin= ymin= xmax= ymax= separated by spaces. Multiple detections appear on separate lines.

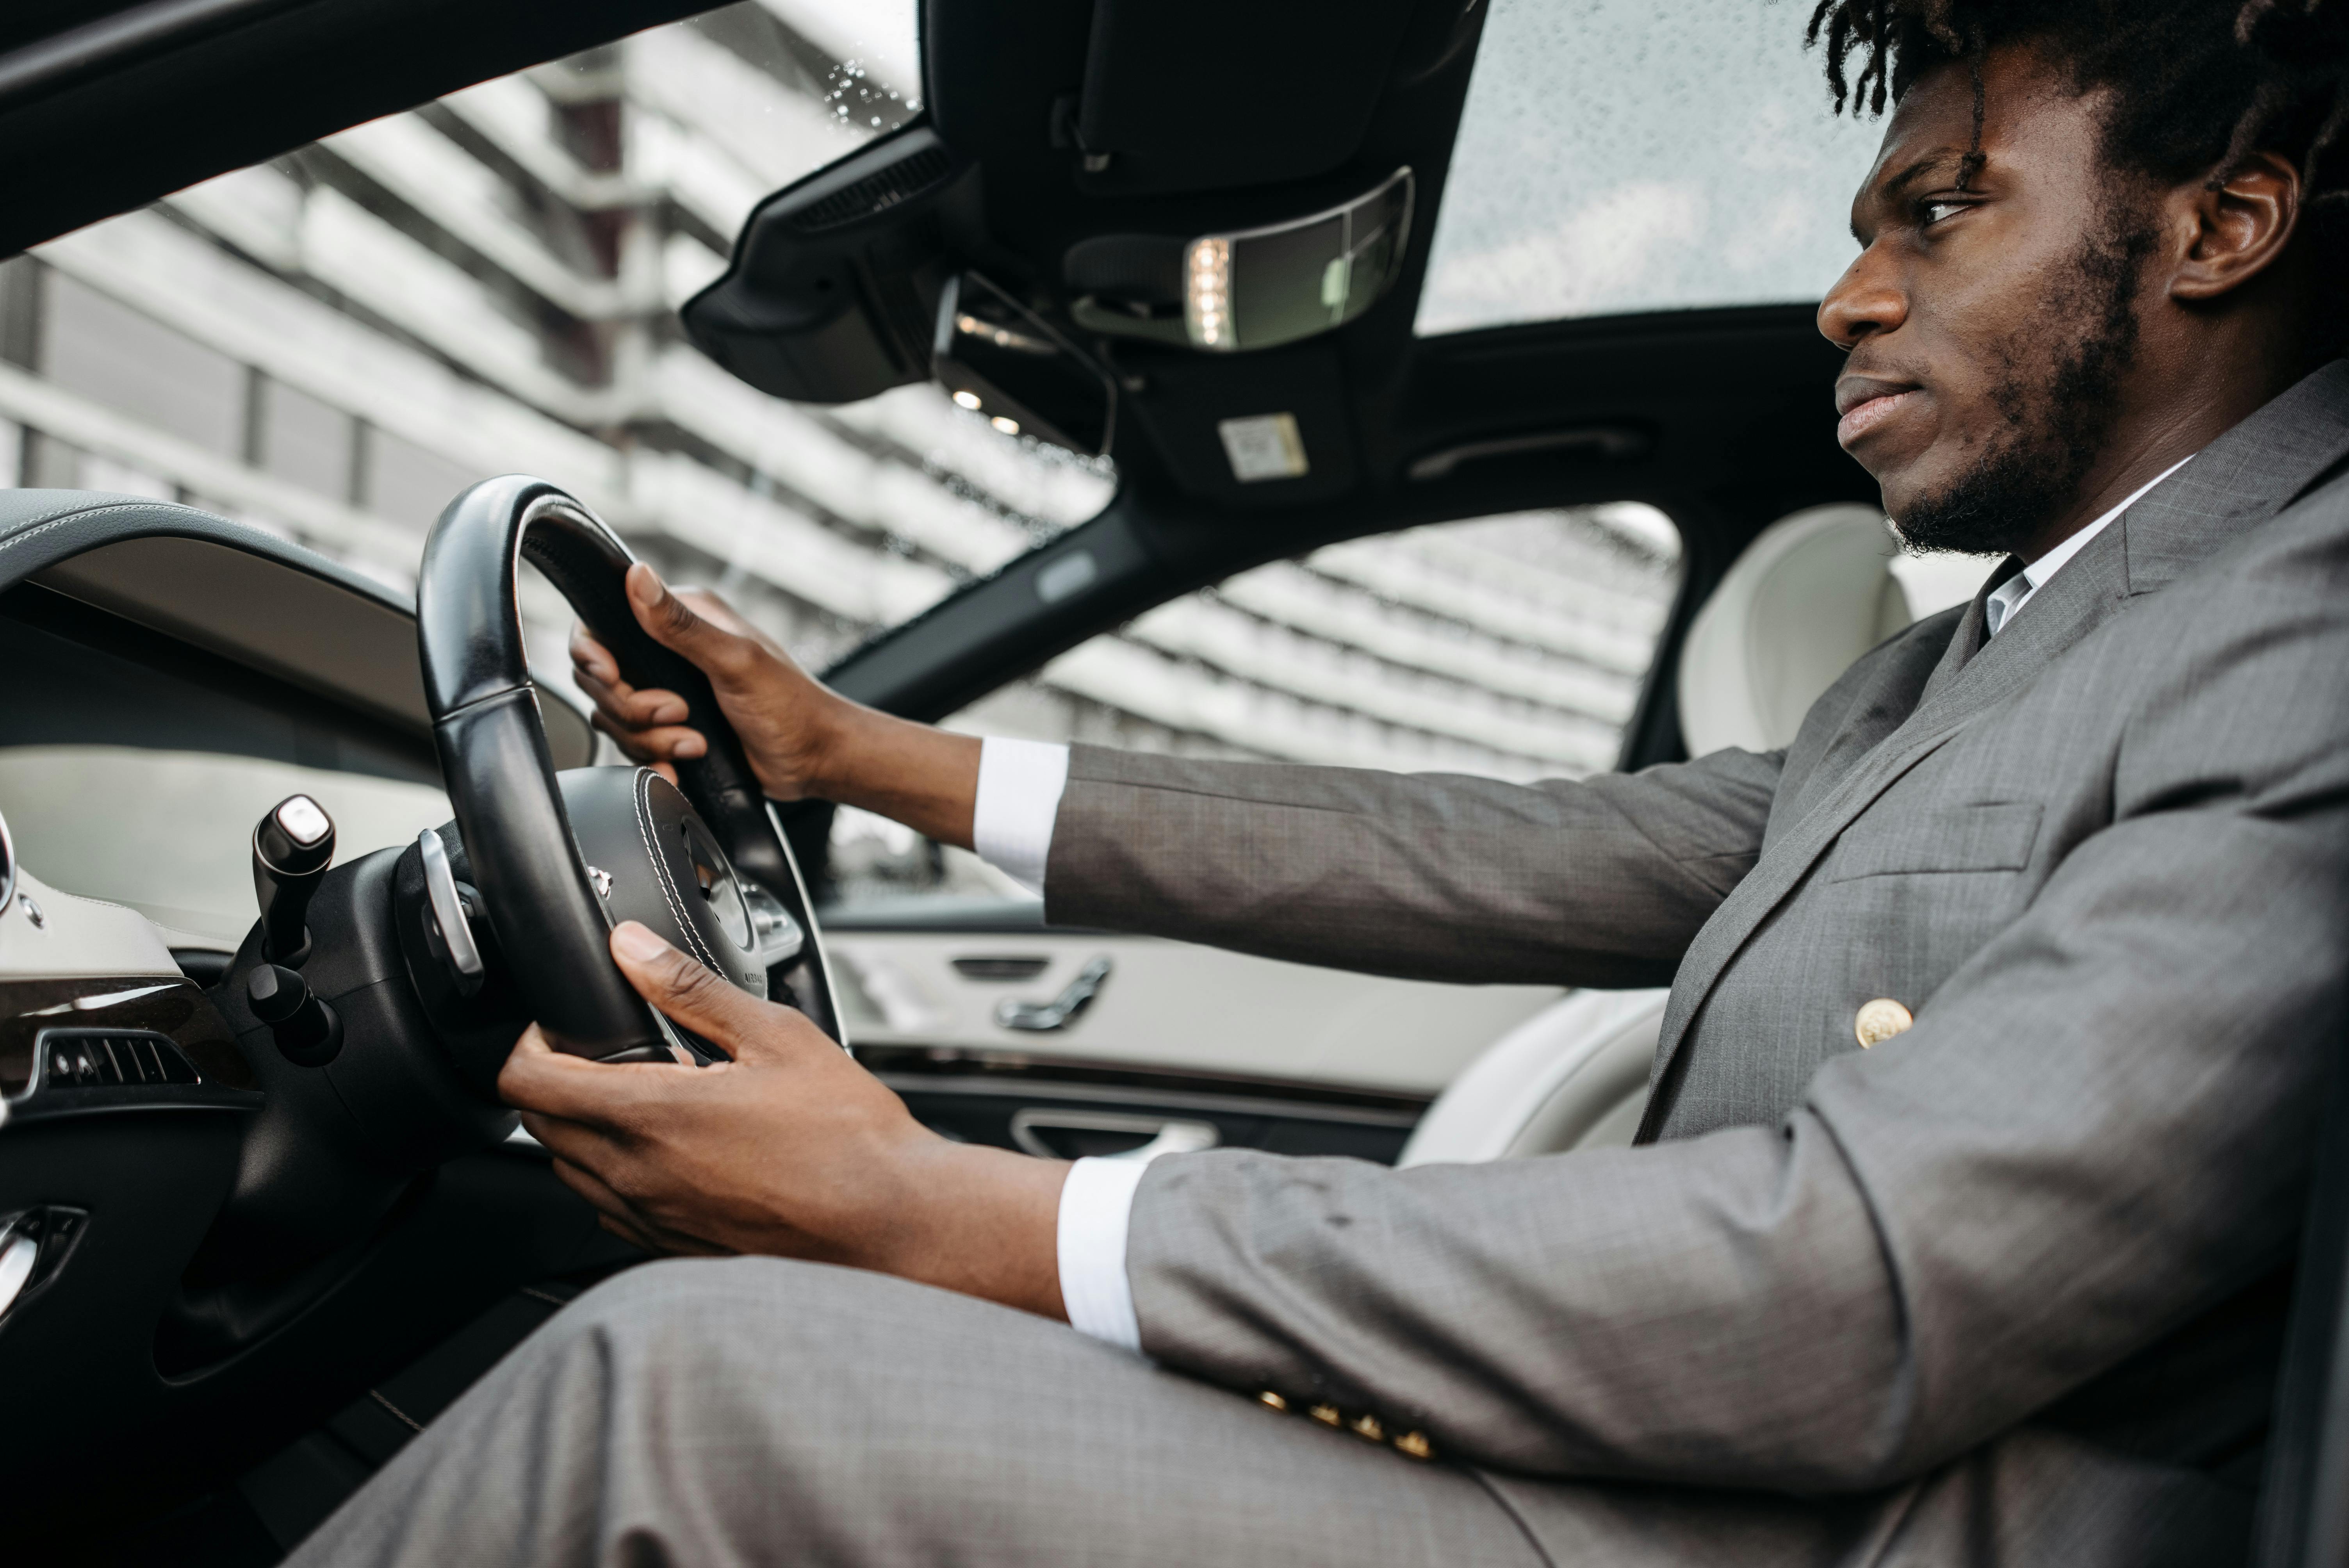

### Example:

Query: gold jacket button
xmin=1854 ymin=998 xmax=1914 ymax=1047
xmin=1393 ymin=1431 xmax=1434 ymax=1460
xmin=1349 ymin=1413 xmax=1385 ymax=1442
xmin=1309 ymin=1403 xmax=1344 ymax=1427
xmin=1257 ymin=1390 xmax=1288 ymax=1413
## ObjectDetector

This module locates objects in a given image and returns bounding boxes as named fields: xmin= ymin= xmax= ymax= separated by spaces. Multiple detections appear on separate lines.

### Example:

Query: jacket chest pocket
xmin=1826 ymin=800 xmax=2042 ymax=883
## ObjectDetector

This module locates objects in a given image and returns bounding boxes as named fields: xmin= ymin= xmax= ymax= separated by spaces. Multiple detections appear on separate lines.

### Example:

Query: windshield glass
xmin=2 ymin=0 xmax=1108 ymax=708
xmin=1415 ymin=0 xmax=1884 ymax=335
xmin=0 ymin=1 xmax=1124 ymax=940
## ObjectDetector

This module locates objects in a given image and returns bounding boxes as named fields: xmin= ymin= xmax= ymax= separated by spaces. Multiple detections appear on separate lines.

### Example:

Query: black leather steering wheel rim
xmin=415 ymin=474 xmax=839 ymax=1059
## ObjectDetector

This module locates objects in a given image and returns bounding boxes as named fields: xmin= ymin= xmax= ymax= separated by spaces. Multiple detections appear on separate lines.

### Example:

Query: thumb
xmin=609 ymin=919 xmax=777 ymax=1059
xmin=626 ymin=563 xmax=751 ymax=683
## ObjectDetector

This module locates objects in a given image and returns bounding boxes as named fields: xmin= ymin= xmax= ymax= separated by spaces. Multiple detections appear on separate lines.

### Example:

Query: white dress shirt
xmin=970 ymin=737 xmax=1151 ymax=1347
xmin=970 ymin=737 xmax=1070 ymax=893
xmin=981 ymin=452 xmax=2197 ymax=1353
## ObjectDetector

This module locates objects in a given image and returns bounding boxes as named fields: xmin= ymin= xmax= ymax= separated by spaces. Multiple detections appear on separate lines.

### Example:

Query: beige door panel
xmin=826 ymin=929 xmax=1562 ymax=1096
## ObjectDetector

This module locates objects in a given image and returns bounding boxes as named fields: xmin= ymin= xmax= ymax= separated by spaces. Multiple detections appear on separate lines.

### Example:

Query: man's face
xmin=1820 ymin=47 xmax=2159 ymax=556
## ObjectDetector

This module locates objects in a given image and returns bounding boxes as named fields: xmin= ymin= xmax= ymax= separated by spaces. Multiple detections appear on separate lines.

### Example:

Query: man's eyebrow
xmin=1850 ymin=150 xmax=1968 ymax=243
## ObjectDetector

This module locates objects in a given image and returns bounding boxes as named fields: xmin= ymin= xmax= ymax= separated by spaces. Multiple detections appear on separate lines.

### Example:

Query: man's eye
xmin=1919 ymin=199 xmax=1966 ymax=226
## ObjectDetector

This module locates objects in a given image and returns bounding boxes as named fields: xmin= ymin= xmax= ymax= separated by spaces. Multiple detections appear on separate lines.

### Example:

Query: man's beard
xmin=1892 ymin=215 xmax=2160 ymax=558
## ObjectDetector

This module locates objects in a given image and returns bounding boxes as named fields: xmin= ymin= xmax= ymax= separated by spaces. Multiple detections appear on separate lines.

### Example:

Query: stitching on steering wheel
xmin=632 ymin=772 xmax=724 ymax=974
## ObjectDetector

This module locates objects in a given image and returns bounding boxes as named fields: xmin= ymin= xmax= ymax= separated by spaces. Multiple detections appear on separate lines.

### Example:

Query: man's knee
xmin=559 ymin=1255 xmax=974 ymax=1340
xmin=530 ymin=1257 xmax=1155 ymax=1457
xmin=547 ymin=1256 xmax=866 ymax=1371
xmin=531 ymin=1256 xmax=1037 ymax=1415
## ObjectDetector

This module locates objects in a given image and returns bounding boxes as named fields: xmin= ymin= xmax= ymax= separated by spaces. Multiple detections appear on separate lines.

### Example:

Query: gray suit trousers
xmin=288 ymin=1258 xmax=2246 ymax=1568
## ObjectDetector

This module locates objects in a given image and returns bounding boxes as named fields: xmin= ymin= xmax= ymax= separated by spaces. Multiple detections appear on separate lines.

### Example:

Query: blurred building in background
xmin=0 ymin=1 xmax=1681 ymax=898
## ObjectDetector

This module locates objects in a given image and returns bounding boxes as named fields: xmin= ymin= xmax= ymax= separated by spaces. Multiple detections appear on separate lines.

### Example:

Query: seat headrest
xmin=1677 ymin=504 xmax=1911 ymax=756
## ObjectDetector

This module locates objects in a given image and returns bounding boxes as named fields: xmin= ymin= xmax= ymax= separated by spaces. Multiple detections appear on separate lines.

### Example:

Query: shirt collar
xmin=1983 ymin=455 xmax=2195 ymax=636
xmin=2021 ymin=456 xmax=2196 ymax=591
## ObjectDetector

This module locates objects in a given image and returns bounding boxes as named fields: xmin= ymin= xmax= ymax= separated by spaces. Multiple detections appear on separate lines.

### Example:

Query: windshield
xmin=1 ymin=0 xmax=1107 ymax=714
xmin=1415 ymin=0 xmax=1883 ymax=335
xmin=0 ymin=1 xmax=1124 ymax=938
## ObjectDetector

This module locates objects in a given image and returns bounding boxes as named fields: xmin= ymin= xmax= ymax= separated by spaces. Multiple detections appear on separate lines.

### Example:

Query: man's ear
xmin=2169 ymin=149 xmax=2303 ymax=302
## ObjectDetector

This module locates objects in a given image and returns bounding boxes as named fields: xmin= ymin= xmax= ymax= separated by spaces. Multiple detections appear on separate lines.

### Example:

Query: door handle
xmin=0 ymin=1206 xmax=83 ymax=1324
xmin=994 ymin=956 xmax=1111 ymax=1032
xmin=1008 ymin=1110 xmax=1220 ymax=1162
xmin=0 ymin=1224 xmax=36 ymax=1319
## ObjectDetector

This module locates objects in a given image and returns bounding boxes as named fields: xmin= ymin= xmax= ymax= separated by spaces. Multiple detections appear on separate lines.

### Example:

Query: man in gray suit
xmin=295 ymin=4 xmax=2349 ymax=1564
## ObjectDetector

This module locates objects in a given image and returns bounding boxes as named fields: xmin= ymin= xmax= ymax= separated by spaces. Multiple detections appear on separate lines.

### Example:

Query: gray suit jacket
xmin=1042 ymin=361 xmax=2349 ymax=1564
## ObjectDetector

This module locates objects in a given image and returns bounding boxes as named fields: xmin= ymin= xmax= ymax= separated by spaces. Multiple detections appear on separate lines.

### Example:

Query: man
xmin=295 ymin=2 xmax=2349 ymax=1563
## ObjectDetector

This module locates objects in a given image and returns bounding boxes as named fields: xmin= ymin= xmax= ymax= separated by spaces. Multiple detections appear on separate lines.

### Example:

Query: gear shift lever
xmin=253 ymin=794 xmax=335 ymax=966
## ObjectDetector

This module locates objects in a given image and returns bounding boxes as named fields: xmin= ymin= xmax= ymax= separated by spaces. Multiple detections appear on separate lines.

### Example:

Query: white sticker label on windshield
xmin=1217 ymin=413 xmax=1310 ymax=483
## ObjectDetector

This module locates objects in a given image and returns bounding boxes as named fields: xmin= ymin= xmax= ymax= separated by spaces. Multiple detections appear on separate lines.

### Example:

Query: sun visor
xmin=1065 ymin=0 xmax=1426 ymax=194
xmin=681 ymin=126 xmax=978 ymax=404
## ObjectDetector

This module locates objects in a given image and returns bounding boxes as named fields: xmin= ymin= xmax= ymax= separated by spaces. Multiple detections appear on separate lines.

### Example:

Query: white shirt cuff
xmin=1056 ymin=1155 xmax=1148 ymax=1352
xmin=971 ymin=738 xmax=1070 ymax=895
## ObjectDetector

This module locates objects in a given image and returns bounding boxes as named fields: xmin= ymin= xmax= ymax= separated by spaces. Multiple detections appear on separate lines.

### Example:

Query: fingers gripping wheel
xmin=416 ymin=476 xmax=840 ymax=1060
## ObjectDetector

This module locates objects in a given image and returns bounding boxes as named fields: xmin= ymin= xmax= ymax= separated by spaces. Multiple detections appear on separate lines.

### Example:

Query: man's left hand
xmin=499 ymin=920 xmax=1071 ymax=1318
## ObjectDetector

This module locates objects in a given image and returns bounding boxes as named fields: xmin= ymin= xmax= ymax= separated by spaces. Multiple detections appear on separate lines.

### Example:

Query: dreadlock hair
xmin=1803 ymin=0 xmax=2349 ymax=353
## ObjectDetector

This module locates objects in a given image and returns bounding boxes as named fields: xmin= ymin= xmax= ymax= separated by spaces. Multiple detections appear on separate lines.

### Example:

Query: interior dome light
xmin=1185 ymin=237 xmax=1233 ymax=347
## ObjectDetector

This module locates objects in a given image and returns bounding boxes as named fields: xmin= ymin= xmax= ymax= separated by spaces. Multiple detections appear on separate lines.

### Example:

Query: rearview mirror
xmin=931 ymin=273 xmax=1118 ymax=458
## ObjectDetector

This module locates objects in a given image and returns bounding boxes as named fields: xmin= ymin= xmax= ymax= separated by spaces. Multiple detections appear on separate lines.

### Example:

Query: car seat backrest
xmin=1676 ymin=504 xmax=1911 ymax=756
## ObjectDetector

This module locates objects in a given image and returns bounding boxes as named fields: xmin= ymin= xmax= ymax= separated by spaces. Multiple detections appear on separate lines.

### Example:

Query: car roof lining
xmin=0 ymin=0 xmax=711 ymax=259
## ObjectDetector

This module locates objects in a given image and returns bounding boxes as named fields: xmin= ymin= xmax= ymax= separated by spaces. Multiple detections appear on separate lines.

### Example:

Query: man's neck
xmin=2014 ymin=427 xmax=2198 ymax=564
xmin=2014 ymin=338 xmax=2316 ymax=565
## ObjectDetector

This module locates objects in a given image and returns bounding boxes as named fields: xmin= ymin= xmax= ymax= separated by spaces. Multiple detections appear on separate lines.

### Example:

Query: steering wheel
xmin=414 ymin=476 xmax=840 ymax=1062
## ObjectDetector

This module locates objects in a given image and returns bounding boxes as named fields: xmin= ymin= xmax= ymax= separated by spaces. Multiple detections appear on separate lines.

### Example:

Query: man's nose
xmin=1818 ymin=248 xmax=1906 ymax=348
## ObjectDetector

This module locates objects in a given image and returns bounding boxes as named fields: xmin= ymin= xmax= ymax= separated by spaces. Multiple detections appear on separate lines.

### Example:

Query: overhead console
xmin=1044 ymin=0 xmax=1441 ymax=196
xmin=682 ymin=0 xmax=1487 ymax=497
xmin=1064 ymin=167 xmax=1414 ymax=354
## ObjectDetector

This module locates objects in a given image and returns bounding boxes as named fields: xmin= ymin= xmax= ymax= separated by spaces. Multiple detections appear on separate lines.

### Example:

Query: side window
xmin=823 ymin=504 xmax=1683 ymax=909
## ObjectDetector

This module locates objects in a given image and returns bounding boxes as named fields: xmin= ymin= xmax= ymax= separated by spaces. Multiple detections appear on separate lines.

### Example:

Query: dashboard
xmin=0 ymin=497 xmax=627 ymax=1543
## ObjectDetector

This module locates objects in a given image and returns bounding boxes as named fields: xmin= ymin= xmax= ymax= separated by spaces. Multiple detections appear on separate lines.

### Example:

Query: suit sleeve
xmin=1120 ymin=508 xmax=2349 ymax=1491
xmin=1042 ymin=745 xmax=1783 ymax=987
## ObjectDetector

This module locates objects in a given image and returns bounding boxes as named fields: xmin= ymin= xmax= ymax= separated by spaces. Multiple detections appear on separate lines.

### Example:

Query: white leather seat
xmin=1674 ymin=504 xmax=1913 ymax=755
xmin=1398 ymin=504 xmax=1908 ymax=1166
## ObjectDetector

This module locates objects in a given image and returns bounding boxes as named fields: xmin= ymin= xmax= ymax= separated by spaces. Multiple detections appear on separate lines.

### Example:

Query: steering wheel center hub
xmin=559 ymin=766 xmax=769 ymax=1000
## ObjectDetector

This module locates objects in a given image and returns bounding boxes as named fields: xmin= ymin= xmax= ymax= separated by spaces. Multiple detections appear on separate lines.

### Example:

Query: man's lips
xmin=1834 ymin=378 xmax=1923 ymax=449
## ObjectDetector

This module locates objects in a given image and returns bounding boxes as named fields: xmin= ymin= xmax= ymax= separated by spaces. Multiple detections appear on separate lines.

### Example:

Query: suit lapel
xmin=1636 ymin=359 xmax=2349 ymax=1141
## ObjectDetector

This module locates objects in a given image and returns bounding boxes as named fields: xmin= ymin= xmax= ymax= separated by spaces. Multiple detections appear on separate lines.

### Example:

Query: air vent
xmin=37 ymin=1029 xmax=200 ymax=1090
xmin=788 ymin=145 xmax=954 ymax=233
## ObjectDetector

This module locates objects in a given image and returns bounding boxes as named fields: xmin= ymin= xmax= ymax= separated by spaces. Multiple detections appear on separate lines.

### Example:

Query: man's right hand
xmin=570 ymin=563 xmax=843 ymax=801
xmin=570 ymin=562 xmax=984 ymax=849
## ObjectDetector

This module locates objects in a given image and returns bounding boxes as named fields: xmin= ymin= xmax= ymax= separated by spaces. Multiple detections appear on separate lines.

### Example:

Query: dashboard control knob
xmin=247 ymin=962 xmax=343 ymax=1066
xmin=253 ymin=794 xmax=336 ymax=966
